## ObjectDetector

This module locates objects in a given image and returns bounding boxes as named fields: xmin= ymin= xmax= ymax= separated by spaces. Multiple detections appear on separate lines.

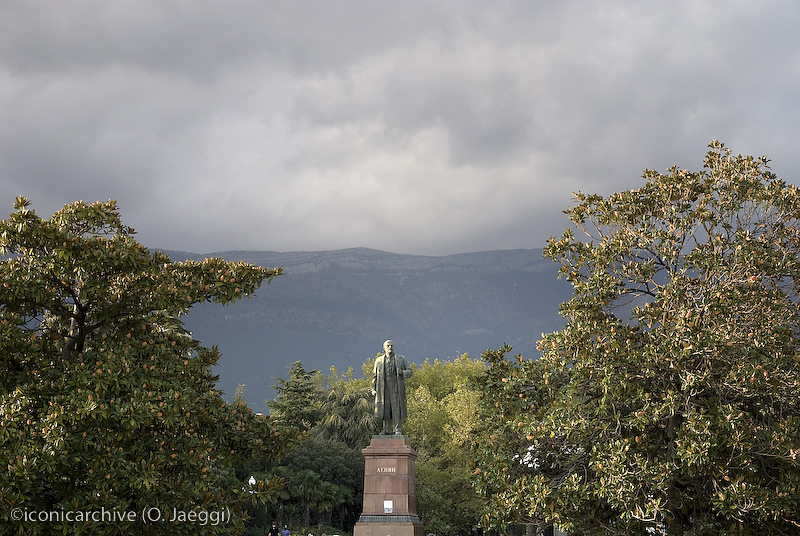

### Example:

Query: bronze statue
xmin=372 ymin=340 xmax=413 ymax=435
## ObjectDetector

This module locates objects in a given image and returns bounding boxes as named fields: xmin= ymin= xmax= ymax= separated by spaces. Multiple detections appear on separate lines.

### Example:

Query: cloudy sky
xmin=2 ymin=1 xmax=799 ymax=256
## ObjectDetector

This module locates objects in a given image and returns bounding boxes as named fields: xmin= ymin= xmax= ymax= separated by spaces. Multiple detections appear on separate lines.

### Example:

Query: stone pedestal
xmin=353 ymin=436 xmax=425 ymax=536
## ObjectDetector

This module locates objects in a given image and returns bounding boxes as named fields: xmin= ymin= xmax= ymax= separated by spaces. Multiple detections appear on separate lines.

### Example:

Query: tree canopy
xmin=314 ymin=365 xmax=374 ymax=450
xmin=472 ymin=142 xmax=800 ymax=535
xmin=405 ymin=355 xmax=486 ymax=536
xmin=0 ymin=197 xmax=296 ymax=535
xmin=267 ymin=361 xmax=323 ymax=432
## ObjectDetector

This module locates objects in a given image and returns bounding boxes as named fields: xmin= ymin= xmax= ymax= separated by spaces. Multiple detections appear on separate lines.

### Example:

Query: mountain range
xmin=164 ymin=248 xmax=573 ymax=414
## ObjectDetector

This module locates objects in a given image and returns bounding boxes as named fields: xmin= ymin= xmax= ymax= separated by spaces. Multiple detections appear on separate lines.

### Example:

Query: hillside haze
xmin=165 ymin=248 xmax=572 ymax=414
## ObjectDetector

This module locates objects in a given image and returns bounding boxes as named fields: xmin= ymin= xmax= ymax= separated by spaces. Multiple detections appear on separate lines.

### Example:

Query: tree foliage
xmin=279 ymin=438 xmax=361 ymax=527
xmin=0 ymin=197 xmax=297 ymax=535
xmin=314 ymin=366 xmax=374 ymax=450
xmin=405 ymin=355 xmax=486 ymax=536
xmin=473 ymin=142 xmax=800 ymax=535
xmin=245 ymin=366 xmax=367 ymax=532
xmin=267 ymin=361 xmax=323 ymax=432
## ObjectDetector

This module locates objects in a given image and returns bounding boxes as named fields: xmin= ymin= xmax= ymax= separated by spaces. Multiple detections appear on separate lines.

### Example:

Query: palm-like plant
xmin=293 ymin=469 xmax=324 ymax=526
xmin=315 ymin=481 xmax=353 ymax=526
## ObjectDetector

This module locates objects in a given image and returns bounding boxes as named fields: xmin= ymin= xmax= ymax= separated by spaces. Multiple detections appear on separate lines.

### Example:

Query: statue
xmin=372 ymin=339 xmax=413 ymax=435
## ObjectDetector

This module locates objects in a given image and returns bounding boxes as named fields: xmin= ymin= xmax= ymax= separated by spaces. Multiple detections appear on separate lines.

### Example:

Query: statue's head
xmin=383 ymin=340 xmax=394 ymax=354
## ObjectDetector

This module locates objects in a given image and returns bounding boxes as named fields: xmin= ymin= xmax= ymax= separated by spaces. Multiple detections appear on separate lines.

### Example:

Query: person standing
xmin=372 ymin=339 xmax=413 ymax=435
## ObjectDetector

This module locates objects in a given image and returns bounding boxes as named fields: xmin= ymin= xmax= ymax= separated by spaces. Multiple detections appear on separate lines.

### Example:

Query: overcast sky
xmin=2 ymin=1 xmax=799 ymax=256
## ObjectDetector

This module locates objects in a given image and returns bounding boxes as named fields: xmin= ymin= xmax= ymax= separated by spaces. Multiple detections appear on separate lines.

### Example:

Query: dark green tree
xmin=315 ymin=366 xmax=374 ymax=449
xmin=246 ymin=366 xmax=362 ymax=533
xmin=316 ymin=480 xmax=352 ymax=527
xmin=0 ymin=197 xmax=296 ymax=535
xmin=293 ymin=469 xmax=323 ymax=527
xmin=281 ymin=438 xmax=364 ymax=502
xmin=473 ymin=142 xmax=800 ymax=535
xmin=267 ymin=361 xmax=323 ymax=432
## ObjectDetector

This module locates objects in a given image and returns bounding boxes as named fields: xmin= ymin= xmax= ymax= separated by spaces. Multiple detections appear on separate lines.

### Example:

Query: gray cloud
xmin=1 ymin=0 xmax=799 ymax=255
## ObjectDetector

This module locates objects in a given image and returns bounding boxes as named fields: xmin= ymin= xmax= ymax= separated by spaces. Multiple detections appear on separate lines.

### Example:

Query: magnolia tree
xmin=0 ymin=197 xmax=297 ymax=535
xmin=472 ymin=143 xmax=800 ymax=535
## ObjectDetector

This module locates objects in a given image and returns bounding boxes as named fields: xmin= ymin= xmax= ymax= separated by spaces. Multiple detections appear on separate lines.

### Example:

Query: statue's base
xmin=354 ymin=515 xmax=425 ymax=536
xmin=353 ymin=436 xmax=425 ymax=536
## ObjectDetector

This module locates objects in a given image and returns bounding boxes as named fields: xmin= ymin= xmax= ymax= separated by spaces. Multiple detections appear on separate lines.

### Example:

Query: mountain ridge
xmin=166 ymin=247 xmax=554 ymax=273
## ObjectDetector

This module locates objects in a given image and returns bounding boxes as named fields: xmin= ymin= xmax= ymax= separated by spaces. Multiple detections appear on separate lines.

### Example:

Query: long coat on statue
xmin=372 ymin=353 xmax=413 ymax=422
